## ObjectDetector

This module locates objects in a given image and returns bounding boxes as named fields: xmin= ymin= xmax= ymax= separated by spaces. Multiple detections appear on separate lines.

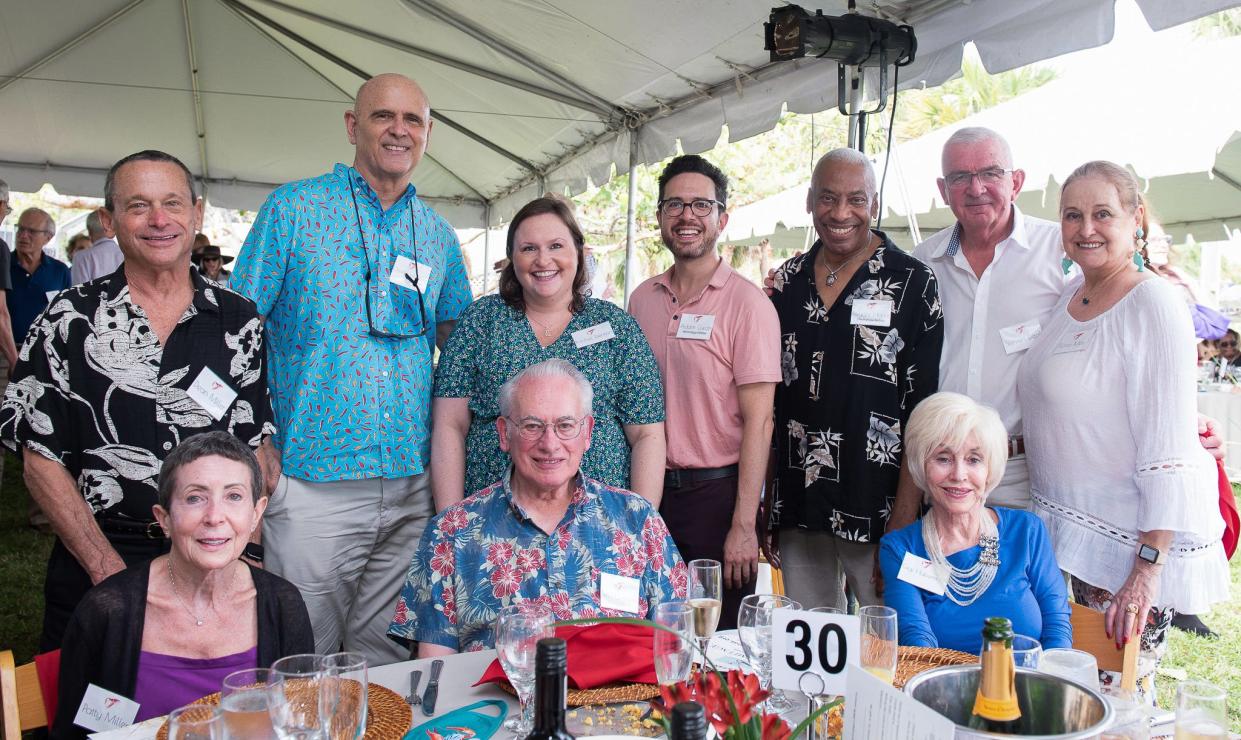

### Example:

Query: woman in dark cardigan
xmin=54 ymin=432 xmax=313 ymax=738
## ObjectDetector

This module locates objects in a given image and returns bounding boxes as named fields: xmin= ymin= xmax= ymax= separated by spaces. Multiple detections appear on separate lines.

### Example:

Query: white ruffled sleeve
xmin=1124 ymin=280 xmax=1223 ymax=540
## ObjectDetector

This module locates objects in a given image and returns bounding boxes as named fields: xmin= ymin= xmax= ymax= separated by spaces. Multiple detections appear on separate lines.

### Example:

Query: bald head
xmin=347 ymin=74 xmax=433 ymax=199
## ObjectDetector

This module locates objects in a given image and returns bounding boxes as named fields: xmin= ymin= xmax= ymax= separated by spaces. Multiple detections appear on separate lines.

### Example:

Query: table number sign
xmin=771 ymin=608 xmax=860 ymax=696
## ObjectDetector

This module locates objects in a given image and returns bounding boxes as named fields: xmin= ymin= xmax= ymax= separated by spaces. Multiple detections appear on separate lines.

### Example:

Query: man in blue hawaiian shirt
xmin=233 ymin=73 xmax=473 ymax=665
xmin=388 ymin=359 xmax=687 ymax=656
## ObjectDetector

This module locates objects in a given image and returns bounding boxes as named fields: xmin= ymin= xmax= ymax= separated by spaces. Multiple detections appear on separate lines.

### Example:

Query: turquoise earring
xmin=1134 ymin=227 xmax=1146 ymax=271
xmin=1133 ymin=251 xmax=1145 ymax=271
xmin=1062 ymin=257 xmax=1074 ymax=275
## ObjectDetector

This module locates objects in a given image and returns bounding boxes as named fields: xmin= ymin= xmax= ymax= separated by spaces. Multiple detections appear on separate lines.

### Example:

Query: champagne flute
xmin=169 ymin=705 xmax=224 ymax=740
xmin=737 ymin=593 xmax=801 ymax=713
xmin=688 ymin=559 xmax=723 ymax=661
xmin=319 ymin=652 xmax=367 ymax=740
xmin=1175 ymin=680 xmax=1227 ymax=739
xmin=268 ymin=654 xmax=326 ymax=740
xmin=222 ymin=668 xmax=276 ymax=740
xmin=496 ymin=603 xmax=555 ymax=736
xmin=858 ymin=605 xmax=898 ymax=685
xmin=653 ymin=601 xmax=694 ymax=686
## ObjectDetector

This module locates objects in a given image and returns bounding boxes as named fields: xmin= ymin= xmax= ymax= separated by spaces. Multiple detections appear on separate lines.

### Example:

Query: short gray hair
xmin=85 ymin=209 xmax=106 ymax=239
xmin=941 ymin=127 xmax=1013 ymax=172
xmin=157 ymin=431 xmax=263 ymax=511
xmin=0 ymin=178 xmax=9 ymax=201
xmin=498 ymin=359 xmax=593 ymax=419
xmin=21 ymin=207 xmax=55 ymax=235
xmin=904 ymin=392 xmax=1008 ymax=497
xmin=812 ymin=148 xmax=877 ymax=199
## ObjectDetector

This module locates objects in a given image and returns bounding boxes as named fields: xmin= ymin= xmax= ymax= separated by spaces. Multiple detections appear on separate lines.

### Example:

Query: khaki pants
xmin=778 ymin=529 xmax=880 ymax=612
xmin=264 ymin=472 xmax=434 ymax=666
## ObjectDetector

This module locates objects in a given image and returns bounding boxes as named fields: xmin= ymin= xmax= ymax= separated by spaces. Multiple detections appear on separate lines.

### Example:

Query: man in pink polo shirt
xmin=629 ymin=155 xmax=781 ymax=629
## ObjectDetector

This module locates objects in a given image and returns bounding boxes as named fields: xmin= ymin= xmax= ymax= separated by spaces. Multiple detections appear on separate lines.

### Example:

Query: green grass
xmin=0 ymin=451 xmax=53 ymax=663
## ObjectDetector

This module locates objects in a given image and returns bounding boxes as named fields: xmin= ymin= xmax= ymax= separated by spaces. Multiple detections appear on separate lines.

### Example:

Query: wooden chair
xmin=1068 ymin=602 xmax=1138 ymax=693
xmin=0 ymin=650 xmax=49 ymax=740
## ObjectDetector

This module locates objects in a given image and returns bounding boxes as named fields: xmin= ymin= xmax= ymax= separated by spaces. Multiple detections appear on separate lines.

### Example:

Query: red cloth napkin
xmin=1217 ymin=460 xmax=1239 ymax=560
xmin=474 ymin=623 xmax=658 ymax=689
xmin=34 ymin=649 xmax=61 ymax=723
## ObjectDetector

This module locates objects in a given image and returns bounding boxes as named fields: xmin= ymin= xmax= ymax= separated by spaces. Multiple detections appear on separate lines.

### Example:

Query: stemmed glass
xmin=737 ymin=593 xmax=801 ymax=713
xmin=268 ymin=654 xmax=326 ymax=740
xmin=320 ymin=652 xmax=368 ymax=740
xmin=222 ymin=668 xmax=276 ymax=740
xmin=688 ymin=559 xmax=723 ymax=660
xmin=495 ymin=603 xmax=556 ymax=736
xmin=169 ymin=705 xmax=225 ymax=740
xmin=653 ymin=601 xmax=695 ymax=687
xmin=859 ymin=606 xmax=898 ymax=685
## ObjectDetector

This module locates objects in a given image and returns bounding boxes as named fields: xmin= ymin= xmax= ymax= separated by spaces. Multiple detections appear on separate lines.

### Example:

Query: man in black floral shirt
xmin=768 ymin=148 xmax=943 ymax=612
xmin=0 ymin=151 xmax=276 ymax=649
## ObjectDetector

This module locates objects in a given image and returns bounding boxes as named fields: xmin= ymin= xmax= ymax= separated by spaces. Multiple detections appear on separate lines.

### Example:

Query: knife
xmin=421 ymin=659 xmax=444 ymax=715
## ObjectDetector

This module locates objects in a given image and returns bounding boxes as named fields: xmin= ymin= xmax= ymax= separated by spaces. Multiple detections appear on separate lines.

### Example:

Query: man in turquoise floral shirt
xmin=388 ymin=359 xmax=686 ymax=655
xmin=233 ymin=73 xmax=472 ymax=665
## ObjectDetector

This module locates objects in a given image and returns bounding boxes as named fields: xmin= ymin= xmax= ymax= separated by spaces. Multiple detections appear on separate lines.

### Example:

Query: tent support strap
xmin=482 ymin=202 xmax=492 ymax=295
xmin=622 ymin=129 xmax=640 ymax=308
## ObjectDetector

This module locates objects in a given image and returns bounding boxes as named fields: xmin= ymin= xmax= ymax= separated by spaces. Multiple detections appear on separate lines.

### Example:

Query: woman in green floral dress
xmin=431 ymin=196 xmax=666 ymax=509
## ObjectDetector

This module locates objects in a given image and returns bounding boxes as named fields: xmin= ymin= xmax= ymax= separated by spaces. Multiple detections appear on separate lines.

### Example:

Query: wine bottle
xmin=968 ymin=616 xmax=1022 ymax=733
xmin=668 ymin=701 xmax=707 ymax=740
xmin=523 ymin=637 xmax=575 ymax=740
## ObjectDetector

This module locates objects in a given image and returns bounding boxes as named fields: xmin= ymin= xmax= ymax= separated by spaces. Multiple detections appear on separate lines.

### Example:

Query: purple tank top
xmin=133 ymin=646 xmax=258 ymax=721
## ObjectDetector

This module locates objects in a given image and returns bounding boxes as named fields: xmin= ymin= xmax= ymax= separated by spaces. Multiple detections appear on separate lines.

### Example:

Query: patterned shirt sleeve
xmin=388 ymin=513 xmax=460 ymax=651
xmin=612 ymin=311 xmax=665 ymax=425
xmin=0 ymin=312 xmax=71 ymax=462
xmin=433 ymin=299 xmax=485 ymax=398
xmin=232 ymin=189 xmax=294 ymax=318
xmin=640 ymin=509 xmax=688 ymax=617
xmin=433 ymin=225 xmax=472 ymax=324
xmin=901 ymin=266 xmax=944 ymax=423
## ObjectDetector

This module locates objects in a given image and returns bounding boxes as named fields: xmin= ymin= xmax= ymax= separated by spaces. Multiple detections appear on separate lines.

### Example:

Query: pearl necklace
xmin=921 ymin=508 xmax=1001 ymax=607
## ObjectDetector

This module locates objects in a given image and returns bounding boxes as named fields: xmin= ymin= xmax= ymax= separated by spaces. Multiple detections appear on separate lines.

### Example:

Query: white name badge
xmin=389 ymin=254 xmax=434 ymax=290
xmin=599 ymin=571 xmax=641 ymax=614
xmin=572 ymin=321 xmax=616 ymax=348
xmin=1053 ymin=327 xmax=1094 ymax=355
xmin=843 ymin=665 xmax=955 ymax=739
xmin=850 ymin=299 xmax=893 ymax=327
xmin=74 ymin=683 xmax=140 ymax=733
xmin=999 ymin=319 xmax=1042 ymax=355
xmin=896 ymin=552 xmax=947 ymax=596
xmin=772 ymin=608 xmax=860 ymax=697
xmin=675 ymin=313 xmax=715 ymax=340
xmin=187 ymin=367 xmax=239 ymax=421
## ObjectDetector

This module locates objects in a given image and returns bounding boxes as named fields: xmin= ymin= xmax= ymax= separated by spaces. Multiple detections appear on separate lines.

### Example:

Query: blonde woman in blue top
xmin=879 ymin=392 xmax=1071 ymax=654
xmin=431 ymin=196 xmax=666 ymax=510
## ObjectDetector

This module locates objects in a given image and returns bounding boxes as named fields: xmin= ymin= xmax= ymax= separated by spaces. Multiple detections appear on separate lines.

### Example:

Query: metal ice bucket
xmin=903 ymin=665 xmax=1113 ymax=738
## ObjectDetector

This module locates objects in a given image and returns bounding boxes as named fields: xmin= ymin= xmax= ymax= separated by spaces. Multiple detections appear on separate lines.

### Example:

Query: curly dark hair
xmin=498 ymin=195 xmax=589 ymax=314
xmin=657 ymin=154 xmax=729 ymax=205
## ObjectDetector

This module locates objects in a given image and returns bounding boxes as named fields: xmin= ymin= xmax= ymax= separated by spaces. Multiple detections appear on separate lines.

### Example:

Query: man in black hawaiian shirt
xmin=0 ymin=151 xmax=277 ymax=650
xmin=768 ymin=148 xmax=943 ymax=612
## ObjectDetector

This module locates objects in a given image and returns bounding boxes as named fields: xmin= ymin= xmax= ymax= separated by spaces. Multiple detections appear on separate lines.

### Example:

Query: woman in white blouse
xmin=1018 ymin=160 xmax=1229 ymax=700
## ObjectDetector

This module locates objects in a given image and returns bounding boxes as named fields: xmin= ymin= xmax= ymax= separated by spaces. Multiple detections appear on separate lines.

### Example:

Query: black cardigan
xmin=52 ymin=560 xmax=314 ymax=739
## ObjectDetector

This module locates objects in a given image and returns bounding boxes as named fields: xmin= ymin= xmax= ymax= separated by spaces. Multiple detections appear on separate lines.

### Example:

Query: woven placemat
xmin=496 ymin=678 xmax=660 ymax=706
xmin=155 ymin=681 xmax=412 ymax=740
xmin=895 ymin=645 xmax=976 ymax=688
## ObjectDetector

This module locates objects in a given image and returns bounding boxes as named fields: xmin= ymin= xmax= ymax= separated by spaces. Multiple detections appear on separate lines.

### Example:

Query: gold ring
xmin=1125 ymin=603 xmax=1139 ymax=615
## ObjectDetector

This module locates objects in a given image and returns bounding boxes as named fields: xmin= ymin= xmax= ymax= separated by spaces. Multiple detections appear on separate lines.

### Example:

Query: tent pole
xmin=622 ymin=129 xmax=640 ymax=308
xmin=482 ymin=202 xmax=492 ymax=295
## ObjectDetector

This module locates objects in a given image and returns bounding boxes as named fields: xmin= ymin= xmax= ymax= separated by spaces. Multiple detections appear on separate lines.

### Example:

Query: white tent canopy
xmin=721 ymin=31 xmax=1241 ymax=248
xmin=1 ymin=0 xmax=1235 ymax=227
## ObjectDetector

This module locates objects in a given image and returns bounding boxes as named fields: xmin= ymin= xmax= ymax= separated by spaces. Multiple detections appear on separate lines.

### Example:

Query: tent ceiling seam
xmin=0 ymin=0 xmax=147 ymax=96
xmin=181 ymin=0 xmax=211 ymax=180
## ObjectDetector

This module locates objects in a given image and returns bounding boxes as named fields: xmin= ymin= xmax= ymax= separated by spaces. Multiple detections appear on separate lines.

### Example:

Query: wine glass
xmin=1175 ymin=680 xmax=1227 ymax=739
xmin=653 ymin=601 xmax=694 ymax=686
xmin=222 ymin=668 xmax=275 ymax=740
xmin=688 ymin=559 xmax=723 ymax=660
xmin=268 ymin=654 xmax=326 ymax=740
xmin=168 ymin=704 xmax=224 ymax=740
xmin=495 ymin=603 xmax=555 ymax=736
xmin=1010 ymin=633 xmax=1042 ymax=670
xmin=319 ymin=652 xmax=367 ymax=740
xmin=858 ymin=605 xmax=898 ymax=685
xmin=737 ymin=593 xmax=801 ymax=712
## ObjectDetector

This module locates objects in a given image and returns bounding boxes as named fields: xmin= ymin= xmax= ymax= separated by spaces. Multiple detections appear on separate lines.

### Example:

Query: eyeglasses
xmin=1221 ymin=342 xmax=1237 ymax=348
xmin=658 ymin=198 xmax=724 ymax=218
xmin=15 ymin=225 xmax=53 ymax=236
xmin=350 ymin=186 xmax=429 ymax=339
xmin=506 ymin=415 xmax=588 ymax=441
xmin=202 ymin=256 xmax=221 ymax=263
xmin=943 ymin=168 xmax=1013 ymax=189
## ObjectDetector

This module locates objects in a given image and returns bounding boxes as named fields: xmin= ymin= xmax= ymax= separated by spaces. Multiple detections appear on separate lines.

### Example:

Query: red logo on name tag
xmin=104 ymin=698 xmax=119 ymax=709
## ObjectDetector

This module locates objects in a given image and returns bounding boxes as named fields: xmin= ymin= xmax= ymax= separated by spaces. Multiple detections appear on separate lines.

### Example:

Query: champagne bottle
xmin=523 ymin=637 xmax=575 ymax=740
xmin=968 ymin=616 xmax=1022 ymax=733
xmin=668 ymin=702 xmax=707 ymax=740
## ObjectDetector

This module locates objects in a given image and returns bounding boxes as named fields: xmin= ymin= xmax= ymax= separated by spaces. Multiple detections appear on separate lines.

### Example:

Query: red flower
xmin=486 ymin=541 xmax=516 ymax=567
xmin=650 ymin=669 xmax=772 ymax=738
xmin=616 ymin=554 xmax=640 ymax=577
xmin=431 ymin=541 xmax=455 ymax=577
xmin=489 ymin=563 xmax=521 ymax=598
xmin=442 ymin=586 xmax=457 ymax=624
xmin=758 ymin=712 xmax=792 ymax=740
xmin=439 ymin=507 xmax=467 ymax=535
xmin=392 ymin=598 xmax=409 ymax=625
xmin=516 ymin=547 xmax=545 ymax=573
xmin=670 ymin=562 xmax=689 ymax=598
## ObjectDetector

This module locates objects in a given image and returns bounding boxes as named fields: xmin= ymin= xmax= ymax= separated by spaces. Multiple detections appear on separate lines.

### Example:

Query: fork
xmin=406 ymin=669 xmax=423 ymax=706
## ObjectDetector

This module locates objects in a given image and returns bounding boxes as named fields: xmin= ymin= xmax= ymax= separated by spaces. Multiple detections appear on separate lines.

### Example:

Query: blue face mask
xmin=403 ymin=700 xmax=508 ymax=740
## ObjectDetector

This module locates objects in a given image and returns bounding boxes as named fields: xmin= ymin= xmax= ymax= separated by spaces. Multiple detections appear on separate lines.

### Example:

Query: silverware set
xmin=405 ymin=659 xmax=444 ymax=716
